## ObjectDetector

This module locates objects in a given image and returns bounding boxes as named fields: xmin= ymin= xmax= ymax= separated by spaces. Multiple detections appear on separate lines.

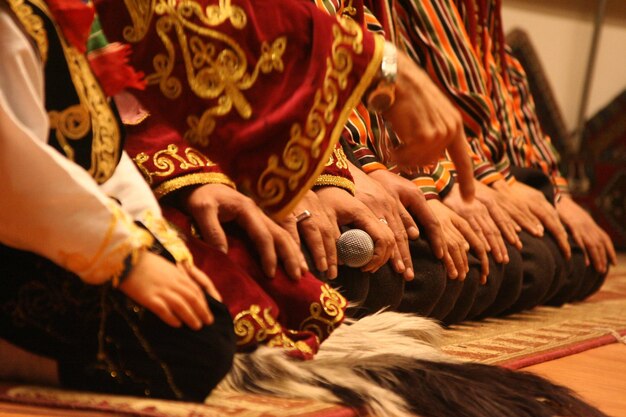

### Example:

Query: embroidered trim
xmin=59 ymin=202 xmax=154 ymax=284
xmin=300 ymin=284 xmax=347 ymax=341
xmin=233 ymin=304 xmax=282 ymax=346
xmin=152 ymin=172 xmax=235 ymax=199
xmin=28 ymin=0 xmax=121 ymax=183
xmin=7 ymin=0 xmax=48 ymax=63
xmin=265 ymin=28 xmax=384 ymax=219
xmin=313 ymin=174 xmax=355 ymax=195
xmin=138 ymin=210 xmax=192 ymax=263
xmin=133 ymin=144 xmax=218 ymax=184
xmin=325 ymin=145 xmax=350 ymax=169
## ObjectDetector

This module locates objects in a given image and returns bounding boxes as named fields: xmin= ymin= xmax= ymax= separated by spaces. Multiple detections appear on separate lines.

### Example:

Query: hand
xmin=349 ymin=163 xmax=413 ymax=280
xmin=181 ymin=183 xmax=307 ymax=280
xmin=367 ymin=169 xmax=446 ymax=261
xmin=498 ymin=181 xmax=571 ymax=259
xmin=119 ymin=251 xmax=214 ymax=330
xmin=476 ymin=179 xmax=546 ymax=238
xmin=315 ymin=186 xmax=395 ymax=274
xmin=556 ymin=195 xmax=617 ymax=273
xmin=473 ymin=180 xmax=522 ymax=249
xmin=383 ymin=51 xmax=474 ymax=202
xmin=278 ymin=190 xmax=340 ymax=279
xmin=428 ymin=199 xmax=489 ymax=283
xmin=444 ymin=182 xmax=509 ymax=264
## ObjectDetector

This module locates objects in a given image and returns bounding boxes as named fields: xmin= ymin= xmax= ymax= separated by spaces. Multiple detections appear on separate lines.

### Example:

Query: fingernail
xmin=407 ymin=227 xmax=420 ymax=239
xmin=504 ymin=254 xmax=510 ymax=263
xmin=318 ymin=258 xmax=328 ymax=272
xmin=328 ymin=265 xmax=338 ymax=279
xmin=405 ymin=267 xmax=414 ymax=280
xmin=218 ymin=245 xmax=228 ymax=254
xmin=396 ymin=259 xmax=405 ymax=272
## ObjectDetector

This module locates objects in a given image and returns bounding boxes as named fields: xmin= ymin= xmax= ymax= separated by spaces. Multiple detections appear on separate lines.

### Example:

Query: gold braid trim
xmin=153 ymin=172 xmax=235 ymax=199
xmin=132 ymin=144 xmax=221 ymax=185
xmin=59 ymin=202 xmax=154 ymax=284
xmin=313 ymin=174 xmax=355 ymax=195
xmin=7 ymin=0 xmax=48 ymax=63
xmin=138 ymin=210 xmax=192 ymax=263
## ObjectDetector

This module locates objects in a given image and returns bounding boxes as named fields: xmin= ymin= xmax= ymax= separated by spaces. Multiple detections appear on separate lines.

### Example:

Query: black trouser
xmin=0 ymin=245 xmax=235 ymax=401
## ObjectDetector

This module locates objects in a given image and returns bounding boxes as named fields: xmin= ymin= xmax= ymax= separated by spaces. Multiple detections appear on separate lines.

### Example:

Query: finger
xmin=534 ymin=204 xmax=571 ymax=259
xmin=399 ymin=203 xmax=420 ymax=240
xmin=600 ymin=229 xmax=617 ymax=266
xmin=194 ymin=205 xmax=229 ymax=254
xmin=389 ymin=207 xmax=412 ymax=277
xmin=585 ymin=236 xmax=606 ymax=274
xmin=407 ymin=197 xmax=446 ymax=259
xmin=299 ymin=217 xmax=329 ymax=274
xmin=319 ymin=212 xmax=340 ymax=279
xmin=240 ymin=216 xmax=278 ymax=278
xmin=183 ymin=261 xmax=222 ymax=304
xmin=488 ymin=202 xmax=521 ymax=249
xmin=477 ymin=215 xmax=507 ymax=264
xmin=361 ymin=220 xmax=394 ymax=272
xmin=468 ymin=217 xmax=490 ymax=252
xmin=281 ymin=215 xmax=301 ymax=246
xmin=441 ymin=248 xmax=458 ymax=279
xmin=449 ymin=241 xmax=467 ymax=281
xmin=447 ymin=133 xmax=475 ymax=202
xmin=272 ymin=226 xmax=304 ymax=280
xmin=167 ymin=291 xmax=205 ymax=330
xmin=568 ymin=226 xmax=589 ymax=267
xmin=507 ymin=203 xmax=543 ymax=237
xmin=149 ymin=299 xmax=182 ymax=328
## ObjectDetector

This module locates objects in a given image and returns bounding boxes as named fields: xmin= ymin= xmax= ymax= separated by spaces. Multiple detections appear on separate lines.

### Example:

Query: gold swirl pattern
xmin=122 ymin=0 xmax=285 ymax=146
xmin=7 ymin=0 xmax=48 ymax=63
xmin=233 ymin=304 xmax=282 ymax=346
xmin=132 ymin=144 xmax=216 ymax=184
xmin=255 ymin=18 xmax=364 ymax=210
xmin=48 ymin=104 xmax=91 ymax=161
xmin=300 ymin=284 xmax=347 ymax=341
xmin=325 ymin=145 xmax=350 ymax=169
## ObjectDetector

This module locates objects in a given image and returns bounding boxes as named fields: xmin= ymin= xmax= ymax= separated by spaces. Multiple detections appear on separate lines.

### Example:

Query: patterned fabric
xmin=95 ymin=0 xmax=384 ymax=218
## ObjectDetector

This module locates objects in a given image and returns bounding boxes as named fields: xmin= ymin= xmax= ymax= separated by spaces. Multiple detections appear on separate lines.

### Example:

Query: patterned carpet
xmin=2 ymin=255 xmax=625 ymax=417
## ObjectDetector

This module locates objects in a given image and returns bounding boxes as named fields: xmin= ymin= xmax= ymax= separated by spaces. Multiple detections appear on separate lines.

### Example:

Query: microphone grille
xmin=336 ymin=229 xmax=374 ymax=268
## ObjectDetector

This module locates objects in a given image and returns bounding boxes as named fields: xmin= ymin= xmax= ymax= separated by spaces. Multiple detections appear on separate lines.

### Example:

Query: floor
xmin=526 ymin=342 xmax=626 ymax=417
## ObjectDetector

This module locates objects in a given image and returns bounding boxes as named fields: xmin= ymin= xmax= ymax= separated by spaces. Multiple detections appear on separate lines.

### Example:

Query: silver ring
xmin=379 ymin=218 xmax=388 ymax=225
xmin=296 ymin=210 xmax=312 ymax=223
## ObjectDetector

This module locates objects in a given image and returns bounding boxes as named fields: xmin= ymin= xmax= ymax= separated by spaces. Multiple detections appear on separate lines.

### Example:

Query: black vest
xmin=6 ymin=0 xmax=125 ymax=184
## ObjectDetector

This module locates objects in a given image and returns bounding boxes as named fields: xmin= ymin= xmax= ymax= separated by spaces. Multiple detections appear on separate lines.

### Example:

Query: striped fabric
xmin=468 ymin=0 xmax=569 ymax=196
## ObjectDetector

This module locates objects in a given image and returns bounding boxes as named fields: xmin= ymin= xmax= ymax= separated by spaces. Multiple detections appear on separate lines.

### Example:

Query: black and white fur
xmin=218 ymin=312 xmax=608 ymax=417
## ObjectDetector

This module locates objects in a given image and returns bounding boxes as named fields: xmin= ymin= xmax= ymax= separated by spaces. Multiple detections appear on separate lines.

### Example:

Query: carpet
xmin=441 ymin=254 xmax=626 ymax=368
xmin=2 ymin=256 xmax=625 ymax=417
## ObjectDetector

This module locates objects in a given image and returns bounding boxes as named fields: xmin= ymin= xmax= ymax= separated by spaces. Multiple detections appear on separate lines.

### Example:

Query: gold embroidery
xmin=122 ymin=0 xmax=285 ymax=145
xmin=59 ymin=202 xmax=154 ymax=284
xmin=270 ymin=33 xmax=383 ymax=219
xmin=153 ymin=172 xmax=235 ymax=199
xmin=7 ymin=0 xmax=48 ymax=63
xmin=254 ymin=18 xmax=363 ymax=211
xmin=27 ymin=0 xmax=121 ymax=184
xmin=342 ymin=0 xmax=357 ymax=17
xmin=324 ymin=146 xmax=349 ymax=169
xmin=267 ymin=332 xmax=314 ymax=356
xmin=138 ymin=210 xmax=193 ymax=263
xmin=313 ymin=174 xmax=355 ymax=195
xmin=48 ymin=104 xmax=91 ymax=161
xmin=133 ymin=144 xmax=217 ymax=184
xmin=300 ymin=284 xmax=347 ymax=340
xmin=233 ymin=305 xmax=282 ymax=346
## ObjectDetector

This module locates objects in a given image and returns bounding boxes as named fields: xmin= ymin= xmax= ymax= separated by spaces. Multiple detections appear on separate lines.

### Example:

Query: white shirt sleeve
xmin=0 ymin=10 xmax=153 ymax=284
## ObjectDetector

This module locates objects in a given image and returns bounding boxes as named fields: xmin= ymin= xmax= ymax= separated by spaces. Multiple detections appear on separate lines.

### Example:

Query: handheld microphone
xmin=336 ymin=229 xmax=374 ymax=268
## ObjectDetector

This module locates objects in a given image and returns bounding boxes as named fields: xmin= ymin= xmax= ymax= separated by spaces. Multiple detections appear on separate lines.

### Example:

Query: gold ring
xmin=379 ymin=218 xmax=388 ymax=225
